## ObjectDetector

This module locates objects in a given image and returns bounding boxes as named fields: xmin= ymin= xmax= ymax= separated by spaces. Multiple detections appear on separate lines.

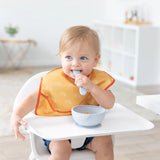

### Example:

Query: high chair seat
xmin=29 ymin=133 xmax=95 ymax=160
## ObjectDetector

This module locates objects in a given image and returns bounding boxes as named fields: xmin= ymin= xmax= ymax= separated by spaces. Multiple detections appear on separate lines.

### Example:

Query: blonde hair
xmin=58 ymin=25 xmax=100 ymax=55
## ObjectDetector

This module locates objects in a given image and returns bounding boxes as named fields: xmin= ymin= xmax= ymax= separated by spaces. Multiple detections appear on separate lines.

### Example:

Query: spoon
xmin=73 ymin=70 xmax=87 ymax=95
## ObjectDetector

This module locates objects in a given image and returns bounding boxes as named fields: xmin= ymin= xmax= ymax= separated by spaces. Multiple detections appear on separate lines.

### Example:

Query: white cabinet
xmin=94 ymin=21 xmax=160 ymax=86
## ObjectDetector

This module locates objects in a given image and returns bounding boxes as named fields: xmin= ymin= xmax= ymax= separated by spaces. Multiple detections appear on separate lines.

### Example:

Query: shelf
xmin=94 ymin=20 xmax=153 ymax=30
xmin=102 ymin=47 xmax=136 ymax=58
xmin=101 ymin=66 xmax=136 ymax=86
xmin=101 ymin=49 xmax=136 ymax=81
xmin=94 ymin=21 xmax=160 ymax=86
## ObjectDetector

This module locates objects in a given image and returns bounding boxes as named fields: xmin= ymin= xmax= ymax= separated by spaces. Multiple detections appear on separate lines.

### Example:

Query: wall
xmin=0 ymin=0 xmax=106 ymax=67
xmin=104 ymin=0 xmax=160 ymax=26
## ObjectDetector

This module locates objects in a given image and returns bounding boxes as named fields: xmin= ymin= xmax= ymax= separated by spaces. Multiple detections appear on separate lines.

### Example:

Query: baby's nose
xmin=73 ymin=59 xmax=80 ymax=66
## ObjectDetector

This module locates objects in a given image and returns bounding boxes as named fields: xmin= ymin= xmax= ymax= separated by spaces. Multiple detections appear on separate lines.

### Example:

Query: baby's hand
xmin=11 ymin=114 xmax=27 ymax=141
xmin=75 ymin=74 xmax=95 ymax=92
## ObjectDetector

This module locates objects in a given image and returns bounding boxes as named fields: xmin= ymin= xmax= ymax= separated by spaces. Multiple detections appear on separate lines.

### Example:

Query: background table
xmin=137 ymin=94 xmax=160 ymax=114
xmin=26 ymin=103 xmax=154 ymax=140
xmin=0 ymin=39 xmax=37 ymax=71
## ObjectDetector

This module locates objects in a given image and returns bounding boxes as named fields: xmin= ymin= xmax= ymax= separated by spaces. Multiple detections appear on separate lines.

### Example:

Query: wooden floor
xmin=0 ymin=121 xmax=159 ymax=160
xmin=114 ymin=121 xmax=160 ymax=160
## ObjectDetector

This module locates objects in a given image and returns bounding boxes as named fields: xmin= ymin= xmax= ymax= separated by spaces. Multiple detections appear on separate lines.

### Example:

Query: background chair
xmin=13 ymin=71 xmax=95 ymax=160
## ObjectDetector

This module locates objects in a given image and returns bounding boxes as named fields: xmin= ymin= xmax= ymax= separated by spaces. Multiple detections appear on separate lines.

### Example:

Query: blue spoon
xmin=73 ymin=70 xmax=87 ymax=95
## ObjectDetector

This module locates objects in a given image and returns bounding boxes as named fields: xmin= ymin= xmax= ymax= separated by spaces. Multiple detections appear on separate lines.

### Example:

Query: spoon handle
xmin=73 ymin=70 xmax=87 ymax=95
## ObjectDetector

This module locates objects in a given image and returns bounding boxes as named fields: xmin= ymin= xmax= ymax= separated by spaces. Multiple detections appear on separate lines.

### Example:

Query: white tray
xmin=26 ymin=103 xmax=154 ymax=140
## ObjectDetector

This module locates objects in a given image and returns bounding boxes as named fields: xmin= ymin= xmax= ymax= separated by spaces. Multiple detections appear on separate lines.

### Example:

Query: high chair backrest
xmin=13 ymin=71 xmax=48 ymax=110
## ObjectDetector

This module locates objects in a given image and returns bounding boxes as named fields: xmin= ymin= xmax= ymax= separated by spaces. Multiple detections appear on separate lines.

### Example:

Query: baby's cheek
xmin=83 ymin=65 xmax=93 ymax=74
xmin=62 ymin=65 xmax=70 ymax=74
xmin=63 ymin=62 xmax=69 ymax=69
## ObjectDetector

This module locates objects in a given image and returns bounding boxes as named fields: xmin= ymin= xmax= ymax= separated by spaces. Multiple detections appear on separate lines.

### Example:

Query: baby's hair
xmin=58 ymin=25 xmax=100 ymax=55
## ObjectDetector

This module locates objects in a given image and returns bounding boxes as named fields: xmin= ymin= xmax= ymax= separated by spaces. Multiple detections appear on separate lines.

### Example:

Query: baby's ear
xmin=94 ymin=54 xmax=101 ymax=66
xmin=57 ymin=52 xmax=62 ymax=57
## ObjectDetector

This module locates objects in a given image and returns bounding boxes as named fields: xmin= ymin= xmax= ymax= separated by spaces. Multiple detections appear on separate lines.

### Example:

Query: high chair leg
xmin=29 ymin=151 xmax=38 ymax=160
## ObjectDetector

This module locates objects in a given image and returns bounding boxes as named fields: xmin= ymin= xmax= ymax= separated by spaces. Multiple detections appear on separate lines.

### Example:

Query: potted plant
xmin=5 ymin=24 xmax=19 ymax=37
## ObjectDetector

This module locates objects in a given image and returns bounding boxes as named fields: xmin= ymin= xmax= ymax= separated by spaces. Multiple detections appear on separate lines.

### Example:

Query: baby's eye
xmin=80 ymin=56 xmax=87 ymax=60
xmin=66 ymin=56 xmax=72 ymax=60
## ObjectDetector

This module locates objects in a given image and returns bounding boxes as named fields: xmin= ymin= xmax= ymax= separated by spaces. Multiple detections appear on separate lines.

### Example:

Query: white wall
xmin=104 ymin=0 xmax=160 ymax=26
xmin=0 ymin=0 xmax=106 ymax=67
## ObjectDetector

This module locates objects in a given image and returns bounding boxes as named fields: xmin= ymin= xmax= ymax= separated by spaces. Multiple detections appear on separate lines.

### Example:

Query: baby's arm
xmin=11 ymin=90 xmax=39 ymax=140
xmin=75 ymin=74 xmax=115 ymax=109
xmin=89 ymin=85 xmax=115 ymax=109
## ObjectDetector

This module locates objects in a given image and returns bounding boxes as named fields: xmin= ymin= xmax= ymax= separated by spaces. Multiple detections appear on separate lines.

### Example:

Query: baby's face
xmin=60 ymin=41 xmax=100 ymax=79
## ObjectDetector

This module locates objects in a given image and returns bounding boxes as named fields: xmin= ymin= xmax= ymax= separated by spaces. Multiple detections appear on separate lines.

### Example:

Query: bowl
xmin=72 ymin=105 xmax=106 ymax=127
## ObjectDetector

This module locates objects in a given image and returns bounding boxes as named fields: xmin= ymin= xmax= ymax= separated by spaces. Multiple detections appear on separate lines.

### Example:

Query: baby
xmin=11 ymin=25 xmax=115 ymax=160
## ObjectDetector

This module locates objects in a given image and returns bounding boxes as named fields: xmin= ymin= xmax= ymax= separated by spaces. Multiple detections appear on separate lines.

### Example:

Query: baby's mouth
xmin=71 ymin=70 xmax=82 ymax=73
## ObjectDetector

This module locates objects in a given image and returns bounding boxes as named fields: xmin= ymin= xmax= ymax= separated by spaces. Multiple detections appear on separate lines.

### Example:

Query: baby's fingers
xmin=14 ymin=127 xmax=25 ymax=141
xmin=18 ymin=120 xmax=27 ymax=126
xmin=17 ymin=132 xmax=25 ymax=141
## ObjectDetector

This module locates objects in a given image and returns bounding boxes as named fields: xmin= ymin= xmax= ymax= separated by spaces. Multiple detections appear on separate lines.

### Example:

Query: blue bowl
xmin=72 ymin=105 xmax=106 ymax=127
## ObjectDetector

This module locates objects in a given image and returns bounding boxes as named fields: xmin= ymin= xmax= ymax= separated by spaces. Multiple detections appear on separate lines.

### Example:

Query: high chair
xmin=13 ymin=70 xmax=154 ymax=160
xmin=13 ymin=71 xmax=95 ymax=160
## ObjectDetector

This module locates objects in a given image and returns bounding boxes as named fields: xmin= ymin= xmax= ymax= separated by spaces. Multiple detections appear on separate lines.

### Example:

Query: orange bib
xmin=35 ymin=68 xmax=115 ymax=116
